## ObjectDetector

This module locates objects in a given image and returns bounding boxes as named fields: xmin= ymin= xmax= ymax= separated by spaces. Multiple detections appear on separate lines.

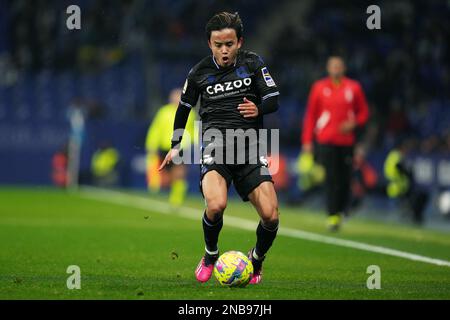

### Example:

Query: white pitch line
xmin=77 ymin=187 xmax=450 ymax=268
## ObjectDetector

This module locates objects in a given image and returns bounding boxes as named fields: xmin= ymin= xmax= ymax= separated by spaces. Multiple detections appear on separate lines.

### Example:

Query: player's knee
xmin=261 ymin=215 xmax=279 ymax=231
xmin=206 ymin=200 xmax=227 ymax=216
xmin=261 ymin=205 xmax=279 ymax=226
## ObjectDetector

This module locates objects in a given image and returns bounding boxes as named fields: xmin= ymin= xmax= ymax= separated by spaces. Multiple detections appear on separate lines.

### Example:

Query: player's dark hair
xmin=205 ymin=12 xmax=243 ymax=40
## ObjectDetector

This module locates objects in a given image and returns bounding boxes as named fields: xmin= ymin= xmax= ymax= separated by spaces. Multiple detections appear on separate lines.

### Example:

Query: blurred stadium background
xmin=0 ymin=0 xmax=449 ymax=224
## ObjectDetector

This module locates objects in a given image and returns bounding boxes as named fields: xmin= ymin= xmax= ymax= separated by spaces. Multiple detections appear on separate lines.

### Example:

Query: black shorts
xmin=199 ymin=159 xmax=273 ymax=202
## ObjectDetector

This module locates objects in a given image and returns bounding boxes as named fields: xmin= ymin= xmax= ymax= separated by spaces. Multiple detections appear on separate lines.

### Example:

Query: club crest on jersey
xmin=206 ymin=78 xmax=252 ymax=95
xmin=345 ymin=88 xmax=354 ymax=102
xmin=323 ymin=87 xmax=331 ymax=97
xmin=261 ymin=67 xmax=275 ymax=87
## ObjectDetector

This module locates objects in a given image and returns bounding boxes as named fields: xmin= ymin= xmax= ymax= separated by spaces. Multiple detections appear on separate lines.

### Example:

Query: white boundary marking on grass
xmin=77 ymin=187 xmax=450 ymax=268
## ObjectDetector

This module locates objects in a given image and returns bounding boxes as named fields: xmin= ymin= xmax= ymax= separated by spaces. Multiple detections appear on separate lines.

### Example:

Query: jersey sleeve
xmin=181 ymin=110 xmax=198 ymax=149
xmin=251 ymin=54 xmax=280 ymax=101
xmin=302 ymin=82 xmax=320 ymax=145
xmin=354 ymin=83 xmax=370 ymax=127
xmin=179 ymin=69 xmax=200 ymax=109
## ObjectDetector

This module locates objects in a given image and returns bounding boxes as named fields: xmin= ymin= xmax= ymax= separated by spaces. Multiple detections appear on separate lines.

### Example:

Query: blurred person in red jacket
xmin=51 ymin=143 xmax=69 ymax=188
xmin=302 ymin=56 xmax=369 ymax=231
xmin=350 ymin=144 xmax=378 ymax=210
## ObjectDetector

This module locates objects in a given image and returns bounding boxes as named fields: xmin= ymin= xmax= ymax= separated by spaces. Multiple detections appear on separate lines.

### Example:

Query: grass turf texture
xmin=0 ymin=187 xmax=449 ymax=299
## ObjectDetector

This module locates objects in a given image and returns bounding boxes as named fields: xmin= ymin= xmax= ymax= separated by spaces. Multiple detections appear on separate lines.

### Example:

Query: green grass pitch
xmin=0 ymin=187 xmax=449 ymax=299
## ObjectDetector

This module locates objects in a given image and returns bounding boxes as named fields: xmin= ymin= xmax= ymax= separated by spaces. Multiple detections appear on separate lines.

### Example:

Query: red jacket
xmin=302 ymin=77 xmax=369 ymax=146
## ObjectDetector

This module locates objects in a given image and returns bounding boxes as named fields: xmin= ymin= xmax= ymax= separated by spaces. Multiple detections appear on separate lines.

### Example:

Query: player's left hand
xmin=339 ymin=120 xmax=357 ymax=133
xmin=238 ymin=97 xmax=259 ymax=118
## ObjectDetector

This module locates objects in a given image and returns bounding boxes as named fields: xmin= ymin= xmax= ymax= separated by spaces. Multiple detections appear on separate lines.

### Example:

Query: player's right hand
xmin=158 ymin=148 xmax=180 ymax=171
xmin=302 ymin=143 xmax=313 ymax=153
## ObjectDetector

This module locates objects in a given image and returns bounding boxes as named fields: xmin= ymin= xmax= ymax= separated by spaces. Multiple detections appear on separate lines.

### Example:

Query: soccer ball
xmin=214 ymin=251 xmax=253 ymax=287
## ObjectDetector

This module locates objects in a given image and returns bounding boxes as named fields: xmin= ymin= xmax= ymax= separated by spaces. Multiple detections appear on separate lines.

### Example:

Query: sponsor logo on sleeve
xmin=261 ymin=67 xmax=276 ymax=87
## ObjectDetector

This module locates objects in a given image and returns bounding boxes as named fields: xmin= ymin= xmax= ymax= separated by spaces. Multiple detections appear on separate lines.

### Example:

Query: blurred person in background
xmin=66 ymin=98 xmax=87 ymax=189
xmin=301 ymin=56 xmax=369 ymax=231
xmin=266 ymin=152 xmax=290 ymax=193
xmin=91 ymin=140 xmax=121 ymax=188
xmin=51 ymin=143 xmax=69 ymax=188
xmin=384 ymin=139 xmax=429 ymax=225
xmin=350 ymin=144 xmax=378 ymax=210
xmin=145 ymin=88 xmax=196 ymax=207
xmin=295 ymin=148 xmax=325 ymax=202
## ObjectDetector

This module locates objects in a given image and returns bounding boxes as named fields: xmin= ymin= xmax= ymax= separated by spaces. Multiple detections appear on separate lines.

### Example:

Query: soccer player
xmin=159 ymin=12 xmax=280 ymax=284
xmin=301 ymin=56 xmax=369 ymax=231
xmin=146 ymin=88 xmax=196 ymax=207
